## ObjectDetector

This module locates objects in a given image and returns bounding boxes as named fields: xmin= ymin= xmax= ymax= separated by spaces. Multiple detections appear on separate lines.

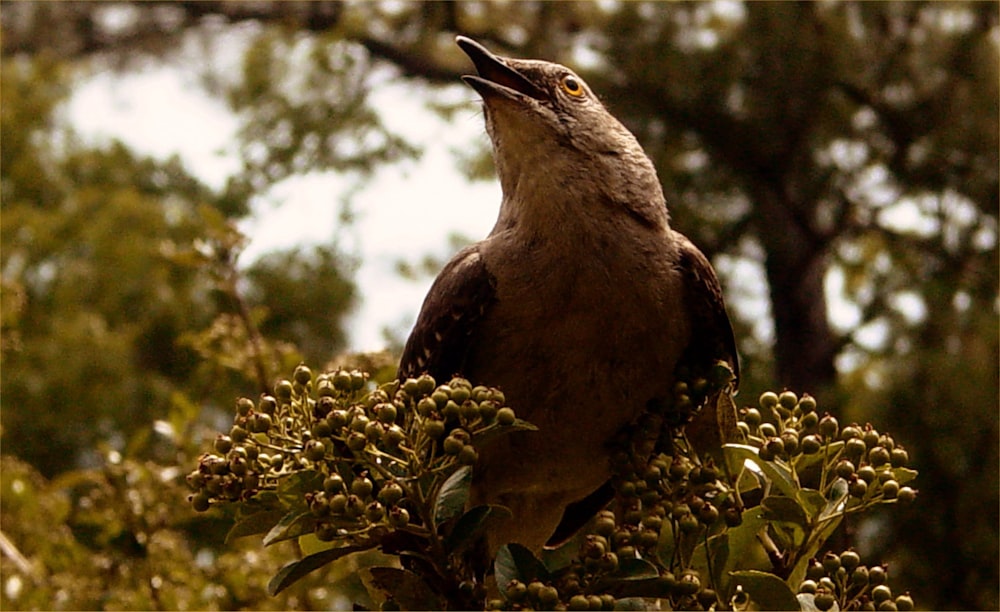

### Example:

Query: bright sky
xmin=65 ymin=65 xmax=502 ymax=352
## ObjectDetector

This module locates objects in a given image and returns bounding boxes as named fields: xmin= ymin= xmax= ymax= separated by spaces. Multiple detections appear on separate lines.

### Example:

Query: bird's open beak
xmin=457 ymin=36 xmax=545 ymax=101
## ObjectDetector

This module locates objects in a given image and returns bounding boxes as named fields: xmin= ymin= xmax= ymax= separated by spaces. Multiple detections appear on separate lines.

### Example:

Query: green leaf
xmin=690 ymin=532 xmax=730 ymax=592
xmin=262 ymin=509 xmax=316 ymax=546
xmin=443 ymin=504 xmax=512 ymax=555
xmin=724 ymin=444 xmax=799 ymax=499
xmin=762 ymin=496 xmax=809 ymax=526
xmin=433 ymin=465 xmax=471 ymax=527
xmin=719 ymin=506 xmax=771 ymax=576
xmin=361 ymin=566 xmax=445 ymax=611
xmin=892 ymin=466 xmax=918 ymax=486
xmin=267 ymin=545 xmax=369 ymax=596
xmin=797 ymin=489 xmax=827 ymax=521
xmin=226 ymin=509 xmax=285 ymax=543
xmin=276 ymin=469 xmax=324 ymax=511
xmin=495 ymin=543 xmax=549 ymax=592
xmin=656 ymin=508 xmax=677 ymax=568
xmin=472 ymin=418 xmax=540 ymax=446
xmin=730 ymin=570 xmax=800 ymax=611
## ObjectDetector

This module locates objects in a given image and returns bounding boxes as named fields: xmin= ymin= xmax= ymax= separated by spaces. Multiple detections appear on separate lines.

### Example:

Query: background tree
xmin=1 ymin=2 xmax=996 ymax=609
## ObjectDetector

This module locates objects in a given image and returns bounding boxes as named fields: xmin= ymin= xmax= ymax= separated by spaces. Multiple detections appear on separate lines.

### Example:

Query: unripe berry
xmin=881 ymin=479 xmax=900 ymax=499
xmin=743 ymin=407 xmax=762 ymax=427
xmin=257 ymin=395 xmax=278 ymax=415
xmin=814 ymin=591 xmax=836 ymax=611
xmin=443 ymin=435 xmax=464 ymax=455
xmin=191 ymin=491 xmax=211 ymax=512
xmin=836 ymin=460 xmax=856 ymax=479
xmin=388 ymin=506 xmax=410 ymax=527
xmin=351 ymin=476 xmax=374 ymax=499
xmin=505 ymin=579 xmax=527 ymax=602
xmin=822 ymin=552 xmax=841 ymax=573
xmin=801 ymin=435 xmax=822 ymax=454
xmin=798 ymin=394 xmax=817 ymax=414
xmin=293 ymin=364 xmax=312 ymax=385
xmin=347 ymin=432 xmax=367 ymax=451
xmin=869 ymin=446 xmax=891 ymax=467
xmin=759 ymin=391 xmax=779 ymax=411
xmin=366 ymin=501 xmax=385 ymax=522
xmin=458 ymin=445 xmax=478 ymax=465
xmin=422 ymin=419 xmax=445 ymax=439
xmin=236 ymin=397 xmax=254 ymax=416
xmin=778 ymin=390 xmax=798 ymax=411
xmin=538 ymin=585 xmax=560 ymax=607
xmin=895 ymin=593 xmax=914 ymax=611
xmin=324 ymin=474 xmax=345 ymax=494
xmin=497 ymin=407 xmax=516 ymax=426
xmin=890 ymin=448 xmax=909 ymax=468
xmin=376 ymin=403 xmax=397 ymax=424
xmin=872 ymin=584 xmax=893 ymax=603
xmin=897 ymin=486 xmax=916 ymax=503
xmin=329 ymin=493 xmax=348 ymax=514
xmin=798 ymin=580 xmax=818 ymax=594
xmin=759 ymin=422 xmax=777 ymax=438
xmin=274 ymin=379 xmax=293 ymax=401
xmin=818 ymin=414 xmax=839 ymax=438
xmin=841 ymin=550 xmax=861 ymax=572
xmin=215 ymin=435 xmax=233 ymax=454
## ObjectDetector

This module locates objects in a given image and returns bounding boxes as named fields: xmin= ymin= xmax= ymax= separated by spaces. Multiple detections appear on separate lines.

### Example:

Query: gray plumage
xmin=399 ymin=37 xmax=737 ymax=553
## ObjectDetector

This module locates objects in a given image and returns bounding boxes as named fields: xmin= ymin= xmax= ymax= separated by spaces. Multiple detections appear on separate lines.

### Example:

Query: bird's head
xmin=457 ymin=36 xmax=667 ymax=230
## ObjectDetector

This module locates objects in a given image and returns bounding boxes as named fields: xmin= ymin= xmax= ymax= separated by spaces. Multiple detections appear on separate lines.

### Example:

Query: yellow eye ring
xmin=560 ymin=75 xmax=585 ymax=97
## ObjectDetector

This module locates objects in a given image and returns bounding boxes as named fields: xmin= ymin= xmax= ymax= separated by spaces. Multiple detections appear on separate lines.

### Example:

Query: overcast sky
xmin=65 ymin=64 xmax=503 ymax=352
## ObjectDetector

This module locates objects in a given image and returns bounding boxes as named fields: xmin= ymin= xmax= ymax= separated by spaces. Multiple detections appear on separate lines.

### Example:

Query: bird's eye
xmin=560 ymin=75 xmax=585 ymax=98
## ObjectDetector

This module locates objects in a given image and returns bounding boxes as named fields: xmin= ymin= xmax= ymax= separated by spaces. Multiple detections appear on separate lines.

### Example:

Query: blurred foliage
xmin=0 ymin=1 xmax=996 ymax=610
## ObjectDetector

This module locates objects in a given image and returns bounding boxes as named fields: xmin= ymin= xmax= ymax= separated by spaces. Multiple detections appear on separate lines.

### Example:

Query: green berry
xmin=890 ymin=448 xmax=909 ymax=468
xmin=274 ymin=379 xmax=293 ymax=401
xmin=801 ymin=435 xmax=822 ymax=454
xmin=458 ymin=445 xmax=478 ymax=465
xmin=895 ymin=593 xmax=914 ymax=611
xmin=293 ymin=364 xmax=312 ymax=385
xmin=897 ymin=486 xmax=916 ymax=503
xmin=351 ymin=476 xmax=374 ymax=498
xmin=822 ymin=552 xmax=841 ymax=573
xmin=376 ymin=403 xmax=397 ymax=424
xmin=378 ymin=482 xmax=404 ymax=506
xmin=365 ymin=501 xmax=385 ymax=522
xmin=388 ymin=507 xmax=409 ymax=527
xmin=190 ymin=491 xmax=211 ymax=512
xmin=497 ymin=407 xmax=516 ymax=426
xmin=881 ymin=479 xmax=900 ymax=499
xmin=798 ymin=394 xmax=817 ymax=414
xmin=814 ymin=591 xmax=836 ymax=611
xmin=743 ymin=407 xmax=762 ymax=427
xmin=869 ymin=446 xmax=891 ymax=467
xmin=505 ymin=579 xmax=527 ymax=602
xmin=214 ymin=435 xmax=233 ymax=454
xmin=798 ymin=580 xmax=818 ymax=594
xmin=836 ymin=460 xmax=856 ymax=479
xmin=236 ymin=397 xmax=254 ymax=416
xmin=818 ymin=414 xmax=839 ymax=438
xmin=257 ymin=395 xmax=277 ymax=415
xmin=324 ymin=474 xmax=345 ymax=493
xmin=872 ymin=584 xmax=893 ymax=603
xmin=841 ymin=550 xmax=861 ymax=572
xmin=759 ymin=391 xmax=779 ymax=410
xmin=778 ymin=390 xmax=798 ymax=411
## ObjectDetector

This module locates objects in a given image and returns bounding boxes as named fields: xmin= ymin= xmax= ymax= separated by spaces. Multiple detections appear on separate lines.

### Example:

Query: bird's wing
xmin=397 ymin=246 xmax=498 ymax=382
xmin=674 ymin=232 xmax=742 ymax=451
xmin=675 ymin=232 xmax=739 ymax=384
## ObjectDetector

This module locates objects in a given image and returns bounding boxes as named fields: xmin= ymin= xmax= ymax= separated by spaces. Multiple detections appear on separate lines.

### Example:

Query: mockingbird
xmin=398 ymin=37 xmax=738 ymax=554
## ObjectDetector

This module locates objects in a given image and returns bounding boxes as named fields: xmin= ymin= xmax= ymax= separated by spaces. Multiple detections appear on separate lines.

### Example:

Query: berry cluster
xmin=799 ymin=552 xmax=913 ymax=611
xmin=741 ymin=390 xmax=916 ymax=510
xmin=187 ymin=365 xmax=521 ymax=549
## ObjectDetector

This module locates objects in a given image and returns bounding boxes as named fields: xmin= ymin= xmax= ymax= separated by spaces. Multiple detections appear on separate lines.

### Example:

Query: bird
xmin=398 ymin=36 xmax=738 ymax=555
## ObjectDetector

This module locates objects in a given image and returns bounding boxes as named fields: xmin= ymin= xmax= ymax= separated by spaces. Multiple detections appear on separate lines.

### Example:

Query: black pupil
xmin=565 ymin=77 xmax=579 ymax=92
